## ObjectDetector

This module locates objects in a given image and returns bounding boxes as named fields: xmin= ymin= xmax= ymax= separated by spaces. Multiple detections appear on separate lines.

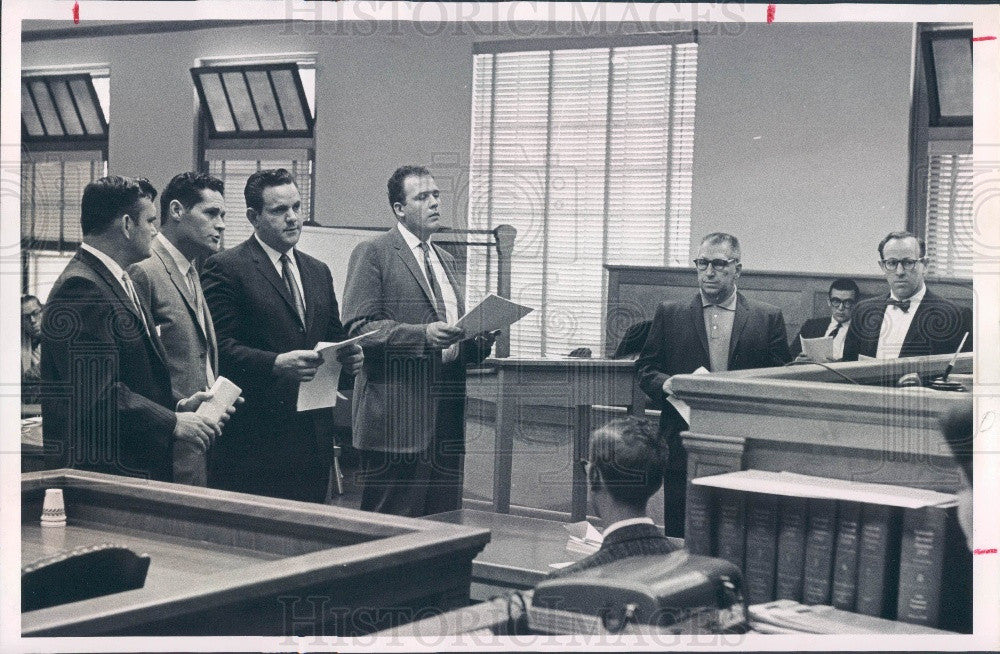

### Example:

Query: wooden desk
xmin=471 ymin=358 xmax=645 ymax=520
xmin=21 ymin=470 xmax=489 ymax=636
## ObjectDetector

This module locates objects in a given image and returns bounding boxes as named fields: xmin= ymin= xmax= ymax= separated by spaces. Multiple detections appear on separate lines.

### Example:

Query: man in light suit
xmin=789 ymin=277 xmax=859 ymax=361
xmin=636 ymin=232 xmax=790 ymax=536
xmin=202 ymin=168 xmax=363 ymax=502
xmin=843 ymin=231 xmax=972 ymax=361
xmin=41 ymin=176 xmax=223 ymax=481
xmin=129 ymin=172 xmax=227 ymax=485
xmin=548 ymin=417 xmax=677 ymax=579
xmin=341 ymin=165 xmax=496 ymax=517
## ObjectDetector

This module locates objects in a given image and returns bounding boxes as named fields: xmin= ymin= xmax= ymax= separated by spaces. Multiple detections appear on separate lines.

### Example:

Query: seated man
xmin=789 ymin=278 xmax=859 ymax=361
xmin=549 ymin=416 xmax=677 ymax=578
xmin=22 ymin=294 xmax=43 ymax=401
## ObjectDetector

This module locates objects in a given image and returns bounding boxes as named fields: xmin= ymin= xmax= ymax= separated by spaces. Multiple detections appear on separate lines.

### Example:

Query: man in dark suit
xmin=129 ymin=172 xmax=227 ymax=486
xmin=548 ymin=417 xmax=676 ymax=578
xmin=789 ymin=278 xmax=859 ymax=361
xmin=341 ymin=165 xmax=495 ymax=517
xmin=201 ymin=168 xmax=363 ymax=503
xmin=41 ymin=176 xmax=223 ymax=482
xmin=842 ymin=231 xmax=972 ymax=361
xmin=636 ymin=232 xmax=790 ymax=536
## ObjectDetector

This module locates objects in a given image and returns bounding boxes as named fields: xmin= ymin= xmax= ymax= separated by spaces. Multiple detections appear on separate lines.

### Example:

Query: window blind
xmin=467 ymin=39 xmax=697 ymax=356
xmin=925 ymin=153 xmax=973 ymax=278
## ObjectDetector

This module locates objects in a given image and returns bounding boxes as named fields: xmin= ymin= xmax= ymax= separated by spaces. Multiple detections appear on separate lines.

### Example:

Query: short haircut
xmin=244 ymin=168 xmax=296 ymax=213
xmin=160 ymin=172 xmax=224 ymax=224
xmin=387 ymin=165 xmax=433 ymax=209
xmin=878 ymin=230 xmax=926 ymax=259
xmin=80 ymin=176 xmax=148 ymax=236
xmin=22 ymin=294 xmax=41 ymax=308
xmin=829 ymin=278 xmax=860 ymax=297
xmin=701 ymin=232 xmax=741 ymax=260
xmin=587 ymin=417 xmax=666 ymax=513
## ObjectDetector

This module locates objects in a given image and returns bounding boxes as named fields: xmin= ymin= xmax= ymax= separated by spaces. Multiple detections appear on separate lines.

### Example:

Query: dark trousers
xmin=359 ymin=431 xmax=465 ymax=518
xmin=660 ymin=411 xmax=689 ymax=538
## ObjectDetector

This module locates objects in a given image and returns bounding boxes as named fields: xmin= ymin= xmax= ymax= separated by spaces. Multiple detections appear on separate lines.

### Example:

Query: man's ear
xmin=246 ymin=207 xmax=258 ymax=227
xmin=588 ymin=463 xmax=602 ymax=492
xmin=119 ymin=214 xmax=133 ymax=240
xmin=169 ymin=198 xmax=185 ymax=224
xmin=391 ymin=202 xmax=405 ymax=220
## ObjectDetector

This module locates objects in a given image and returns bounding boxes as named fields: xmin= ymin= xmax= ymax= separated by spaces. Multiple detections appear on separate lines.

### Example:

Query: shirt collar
xmin=701 ymin=288 xmax=738 ymax=310
xmin=829 ymin=316 xmax=850 ymax=329
xmin=80 ymin=242 xmax=127 ymax=283
xmin=602 ymin=516 xmax=655 ymax=539
xmin=889 ymin=283 xmax=926 ymax=306
xmin=156 ymin=233 xmax=193 ymax=276
xmin=396 ymin=221 xmax=428 ymax=252
xmin=254 ymin=233 xmax=294 ymax=268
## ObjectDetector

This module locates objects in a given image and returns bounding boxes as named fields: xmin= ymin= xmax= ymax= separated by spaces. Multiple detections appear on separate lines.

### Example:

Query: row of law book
xmin=685 ymin=470 xmax=971 ymax=633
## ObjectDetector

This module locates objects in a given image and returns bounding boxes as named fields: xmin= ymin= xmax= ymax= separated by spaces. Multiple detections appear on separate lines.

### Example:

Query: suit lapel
xmin=151 ymin=240 xmax=206 ymax=342
xmin=728 ymin=293 xmax=750 ymax=364
xmin=392 ymin=228 xmax=439 ymax=315
xmin=248 ymin=237 xmax=301 ymax=325
xmin=294 ymin=250 xmax=316 ymax=331
xmin=689 ymin=294 xmax=710 ymax=363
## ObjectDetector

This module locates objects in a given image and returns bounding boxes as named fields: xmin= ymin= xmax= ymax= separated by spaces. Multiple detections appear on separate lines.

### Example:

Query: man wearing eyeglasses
xmin=637 ymin=232 xmax=790 ymax=536
xmin=842 ymin=231 xmax=971 ymax=361
xmin=789 ymin=278 xmax=860 ymax=361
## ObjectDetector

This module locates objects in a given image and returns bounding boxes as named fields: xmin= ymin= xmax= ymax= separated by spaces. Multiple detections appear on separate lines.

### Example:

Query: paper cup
xmin=40 ymin=488 xmax=66 ymax=526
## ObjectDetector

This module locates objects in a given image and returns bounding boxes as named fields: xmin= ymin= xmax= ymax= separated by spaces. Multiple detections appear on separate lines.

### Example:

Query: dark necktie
xmin=419 ymin=242 xmax=448 ymax=321
xmin=280 ymin=253 xmax=306 ymax=325
xmin=828 ymin=323 xmax=841 ymax=339
xmin=887 ymin=298 xmax=911 ymax=313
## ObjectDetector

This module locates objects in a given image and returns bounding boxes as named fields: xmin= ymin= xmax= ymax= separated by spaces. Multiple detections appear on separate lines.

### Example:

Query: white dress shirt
xmin=823 ymin=317 xmax=850 ymax=361
xmin=602 ymin=516 xmax=655 ymax=540
xmin=876 ymin=284 xmax=927 ymax=360
xmin=397 ymin=223 xmax=460 ymax=362
xmin=81 ymin=242 xmax=131 ymax=298
xmin=254 ymin=233 xmax=305 ymax=313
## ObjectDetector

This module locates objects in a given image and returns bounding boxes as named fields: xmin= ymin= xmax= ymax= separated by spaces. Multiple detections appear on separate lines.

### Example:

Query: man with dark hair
xmin=41 ymin=176 xmax=224 ymax=481
xmin=202 ymin=168 xmax=363 ymax=502
xmin=128 ymin=172 xmax=229 ymax=485
xmin=21 ymin=294 xmax=43 ymax=384
xmin=843 ymin=231 xmax=972 ymax=360
xmin=549 ymin=417 xmax=676 ymax=578
xmin=341 ymin=165 xmax=495 ymax=517
xmin=637 ymin=232 xmax=790 ymax=536
xmin=789 ymin=278 xmax=860 ymax=361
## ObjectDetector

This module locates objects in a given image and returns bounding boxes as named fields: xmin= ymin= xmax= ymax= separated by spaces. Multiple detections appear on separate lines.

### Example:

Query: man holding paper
xmin=342 ymin=165 xmax=496 ymax=517
xmin=202 ymin=169 xmax=363 ymax=502
xmin=636 ymin=232 xmax=790 ymax=536
xmin=789 ymin=278 xmax=859 ymax=361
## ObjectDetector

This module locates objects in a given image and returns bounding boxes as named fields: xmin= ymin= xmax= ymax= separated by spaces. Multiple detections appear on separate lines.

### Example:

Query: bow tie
xmin=887 ymin=298 xmax=911 ymax=313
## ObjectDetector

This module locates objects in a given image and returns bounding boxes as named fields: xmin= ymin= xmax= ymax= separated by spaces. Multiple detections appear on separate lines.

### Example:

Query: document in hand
xmin=297 ymin=331 xmax=375 ymax=411
xmin=800 ymin=335 xmax=834 ymax=361
xmin=666 ymin=366 xmax=710 ymax=425
xmin=453 ymin=293 xmax=533 ymax=335
xmin=195 ymin=376 xmax=242 ymax=423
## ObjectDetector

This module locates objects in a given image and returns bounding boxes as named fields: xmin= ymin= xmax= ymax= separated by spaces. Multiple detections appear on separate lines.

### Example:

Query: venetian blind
xmin=925 ymin=153 xmax=973 ymax=278
xmin=467 ymin=38 xmax=697 ymax=356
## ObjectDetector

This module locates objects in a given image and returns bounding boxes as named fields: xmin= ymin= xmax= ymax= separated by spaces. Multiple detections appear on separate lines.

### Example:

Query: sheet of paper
xmin=195 ymin=376 xmax=242 ymax=423
xmin=453 ymin=293 xmax=533 ymax=335
xmin=665 ymin=366 xmax=710 ymax=425
xmin=297 ymin=332 xmax=374 ymax=411
xmin=800 ymin=335 xmax=834 ymax=361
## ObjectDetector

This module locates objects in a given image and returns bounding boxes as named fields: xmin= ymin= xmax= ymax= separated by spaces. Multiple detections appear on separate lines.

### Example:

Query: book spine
xmin=896 ymin=505 xmax=949 ymax=627
xmin=684 ymin=483 xmax=715 ymax=556
xmin=775 ymin=495 xmax=808 ymax=601
xmin=855 ymin=503 xmax=902 ymax=618
xmin=831 ymin=501 xmax=862 ymax=610
xmin=713 ymin=489 xmax=747 ymax=571
xmin=744 ymin=492 xmax=780 ymax=604
xmin=801 ymin=498 xmax=838 ymax=605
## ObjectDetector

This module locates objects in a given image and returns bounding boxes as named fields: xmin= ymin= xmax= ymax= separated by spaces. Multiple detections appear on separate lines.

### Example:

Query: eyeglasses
xmin=880 ymin=258 xmax=924 ymax=272
xmin=693 ymin=258 xmax=738 ymax=271
xmin=828 ymin=298 xmax=856 ymax=309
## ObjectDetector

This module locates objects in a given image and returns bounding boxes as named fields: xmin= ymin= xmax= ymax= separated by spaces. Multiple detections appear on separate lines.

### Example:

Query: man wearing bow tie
xmin=636 ymin=232 xmax=790 ymax=536
xmin=842 ymin=231 xmax=972 ymax=361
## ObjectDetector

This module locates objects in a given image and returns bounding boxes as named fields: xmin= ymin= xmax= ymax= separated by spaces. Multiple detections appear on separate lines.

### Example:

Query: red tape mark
xmin=766 ymin=4 xmax=776 ymax=23
xmin=972 ymin=36 xmax=996 ymax=42
xmin=974 ymin=548 xmax=997 ymax=555
xmin=73 ymin=1 xmax=79 ymax=24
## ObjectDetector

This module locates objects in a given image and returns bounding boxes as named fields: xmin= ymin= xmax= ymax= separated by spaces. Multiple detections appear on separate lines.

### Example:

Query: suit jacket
xmin=636 ymin=292 xmax=790 ymax=454
xmin=842 ymin=290 xmax=972 ymax=361
xmin=341 ymin=227 xmax=492 ymax=453
xmin=128 ymin=237 xmax=217 ymax=397
xmin=547 ymin=522 xmax=677 ymax=578
xmin=788 ymin=316 xmax=835 ymax=358
xmin=40 ymin=248 xmax=177 ymax=481
xmin=201 ymin=236 xmax=349 ymax=484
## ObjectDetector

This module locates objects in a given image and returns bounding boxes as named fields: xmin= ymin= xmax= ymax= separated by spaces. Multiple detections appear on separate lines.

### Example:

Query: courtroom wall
xmin=22 ymin=20 xmax=913 ymax=273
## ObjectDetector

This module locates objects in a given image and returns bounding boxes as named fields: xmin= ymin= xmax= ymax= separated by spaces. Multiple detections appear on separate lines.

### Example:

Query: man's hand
xmin=661 ymin=376 xmax=674 ymax=397
xmin=173 ymin=412 xmax=218 ymax=451
xmin=426 ymin=322 xmax=465 ymax=349
xmin=335 ymin=343 xmax=364 ymax=376
xmin=273 ymin=350 xmax=324 ymax=382
xmin=177 ymin=389 xmax=212 ymax=413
